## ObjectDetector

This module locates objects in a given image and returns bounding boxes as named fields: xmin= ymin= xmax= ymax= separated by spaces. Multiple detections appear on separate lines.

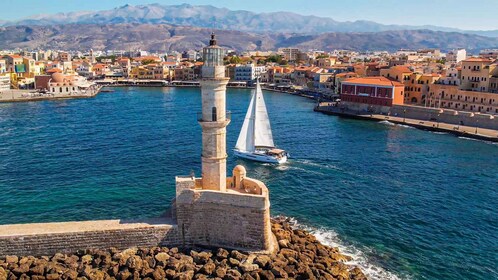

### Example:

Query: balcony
xmin=197 ymin=111 xmax=231 ymax=122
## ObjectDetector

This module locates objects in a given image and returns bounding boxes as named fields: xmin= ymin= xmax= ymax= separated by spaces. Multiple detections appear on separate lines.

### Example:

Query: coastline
xmin=0 ymin=218 xmax=367 ymax=280
xmin=315 ymin=103 xmax=498 ymax=143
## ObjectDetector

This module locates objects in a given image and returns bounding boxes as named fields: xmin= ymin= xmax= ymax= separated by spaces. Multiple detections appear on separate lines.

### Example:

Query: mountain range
xmin=1 ymin=24 xmax=498 ymax=52
xmin=4 ymin=4 xmax=498 ymax=37
xmin=1 ymin=3 xmax=498 ymax=52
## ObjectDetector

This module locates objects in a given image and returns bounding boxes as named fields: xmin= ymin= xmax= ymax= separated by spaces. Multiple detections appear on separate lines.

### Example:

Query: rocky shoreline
xmin=0 ymin=217 xmax=366 ymax=280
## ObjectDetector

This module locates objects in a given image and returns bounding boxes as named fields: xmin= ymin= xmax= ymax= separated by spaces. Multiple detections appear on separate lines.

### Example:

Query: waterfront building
xmin=0 ymin=59 xmax=6 ymax=74
xmin=334 ymin=72 xmax=358 ymax=94
xmin=380 ymin=65 xmax=413 ymax=83
xmin=404 ymin=73 xmax=441 ymax=105
xmin=459 ymin=58 xmax=497 ymax=92
xmin=428 ymin=83 xmax=498 ymax=114
xmin=3 ymin=55 xmax=23 ymax=73
xmin=0 ymin=75 xmax=10 ymax=92
xmin=340 ymin=76 xmax=405 ymax=113
xmin=234 ymin=63 xmax=266 ymax=82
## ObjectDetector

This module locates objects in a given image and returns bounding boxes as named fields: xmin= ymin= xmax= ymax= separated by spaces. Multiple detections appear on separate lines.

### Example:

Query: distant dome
xmin=51 ymin=72 xmax=65 ymax=83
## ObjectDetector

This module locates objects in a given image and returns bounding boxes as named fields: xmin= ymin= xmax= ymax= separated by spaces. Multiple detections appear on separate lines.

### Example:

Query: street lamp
xmin=403 ymin=109 xmax=406 ymax=123
xmin=475 ymin=119 xmax=478 ymax=134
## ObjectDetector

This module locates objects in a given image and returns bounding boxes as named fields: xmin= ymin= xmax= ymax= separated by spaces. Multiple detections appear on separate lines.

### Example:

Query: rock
xmin=194 ymin=274 xmax=208 ymax=280
xmin=277 ymin=239 xmax=289 ymax=248
xmin=214 ymin=267 xmax=227 ymax=278
xmin=280 ymin=248 xmax=299 ymax=260
xmin=152 ymin=267 xmax=165 ymax=280
xmin=81 ymin=255 xmax=93 ymax=265
xmin=198 ymin=262 xmax=216 ymax=275
xmin=125 ymin=256 xmax=143 ymax=271
xmin=173 ymin=271 xmax=194 ymax=280
xmin=51 ymin=253 xmax=66 ymax=263
xmin=31 ymin=276 xmax=47 ymax=280
xmin=169 ymin=248 xmax=179 ymax=254
xmin=63 ymin=269 xmax=79 ymax=280
xmin=19 ymin=274 xmax=29 ymax=280
xmin=227 ymin=258 xmax=239 ymax=267
xmin=144 ymin=256 xmax=156 ymax=269
xmin=117 ymin=269 xmax=132 ymax=280
xmin=154 ymin=253 xmax=170 ymax=267
xmin=216 ymin=248 xmax=229 ymax=260
xmin=349 ymin=267 xmax=367 ymax=280
xmin=239 ymin=262 xmax=259 ymax=273
xmin=5 ymin=256 xmax=18 ymax=264
xmin=253 ymin=255 xmax=271 ymax=269
xmin=270 ymin=267 xmax=288 ymax=278
xmin=230 ymin=251 xmax=247 ymax=262
xmin=192 ymin=251 xmax=212 ymax=265
xmin=46 ymin=273 xmax=61 ymax=280
xmin=164 ymin=269 xmax=176 ymax=278
xmin=0 ymin=267 xmax=7 ymax=279
xmin=29 ymin=264 xmax=46 ymax=275
xmin=225 ymin=269 xmax=242 ymax=279
xmin=258 ymin=270 xmax=275 ymax=280
xmin=64 ymin=255 xmax=80 ymax=266
xmin=12 ymin=264 xmax=30 ymax=275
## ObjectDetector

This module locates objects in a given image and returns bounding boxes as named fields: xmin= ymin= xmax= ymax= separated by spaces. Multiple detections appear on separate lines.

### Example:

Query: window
xmin=212 ymin=107 xmax=217 ymax=121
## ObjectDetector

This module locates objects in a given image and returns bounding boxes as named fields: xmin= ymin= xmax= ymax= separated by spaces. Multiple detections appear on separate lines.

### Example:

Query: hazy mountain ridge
xmin=1 ymin=24 xmax=497 ymax=52
xmin=3 ymin=3 xmax=498 ymax=37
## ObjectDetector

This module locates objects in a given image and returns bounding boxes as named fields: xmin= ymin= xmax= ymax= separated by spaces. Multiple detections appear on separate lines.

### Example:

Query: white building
xmin=234 ymin=63 xmax=266 ymax=82
xmin=446 ymin=49 xmax=466 ymax=63
xmin=439 ymin=67 xmax=460 ymax=86
xmin=0 ymin=75 xmax=10 ymax=92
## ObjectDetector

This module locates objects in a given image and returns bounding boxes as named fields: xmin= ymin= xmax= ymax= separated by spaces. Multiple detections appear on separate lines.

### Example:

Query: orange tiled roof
xmin=390 ymin=65 xmax=413 ymax=73
xmin=463 ymin=57 xmax=492 ymax=62
xmin=342 ymin=76 xmax=404 ymax=87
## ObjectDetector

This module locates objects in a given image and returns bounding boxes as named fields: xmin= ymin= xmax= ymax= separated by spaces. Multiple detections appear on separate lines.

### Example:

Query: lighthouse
xmin=198 ymin=33 xmax=230 ymax=191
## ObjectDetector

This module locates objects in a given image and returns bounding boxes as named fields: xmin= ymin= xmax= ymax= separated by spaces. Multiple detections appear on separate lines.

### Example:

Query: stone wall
xmin=175 ymin=177 xmax=276 ymax=253
xmin=390 ymin=105 xmax=498 ymax=130
xmin=0 ymin=220 xmax=181 ymax=257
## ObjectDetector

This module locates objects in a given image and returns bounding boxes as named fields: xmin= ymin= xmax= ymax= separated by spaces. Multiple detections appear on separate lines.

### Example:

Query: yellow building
xmin=380 ymin=65 xmax=413 ymax=82
xmin=459 ymin=58 xmax=497 ymax=92
xmin=404 ymin=73 xmax=440 ymax=105
xmin=429 ymin=84 xmax=498 ymax=114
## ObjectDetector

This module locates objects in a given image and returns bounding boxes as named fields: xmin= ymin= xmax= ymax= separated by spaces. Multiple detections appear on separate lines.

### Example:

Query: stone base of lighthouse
xmin=173 ymin=166 xmax=278 ymax=253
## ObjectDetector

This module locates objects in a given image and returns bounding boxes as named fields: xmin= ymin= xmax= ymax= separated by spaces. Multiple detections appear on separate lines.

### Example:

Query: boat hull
xmin=234 ymin=150 xmax=287 ymax=164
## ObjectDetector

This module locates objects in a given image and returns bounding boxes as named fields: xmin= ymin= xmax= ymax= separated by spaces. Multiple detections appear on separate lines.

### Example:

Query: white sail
xmin=235 ymin=91 xmax=256 ymax=152
xmin=253 ymin=82 xmax=275 ymax=148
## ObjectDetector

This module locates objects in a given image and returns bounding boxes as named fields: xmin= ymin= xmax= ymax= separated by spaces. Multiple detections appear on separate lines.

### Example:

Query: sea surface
xmin=0 ymin=87 xmax=497 ymax=280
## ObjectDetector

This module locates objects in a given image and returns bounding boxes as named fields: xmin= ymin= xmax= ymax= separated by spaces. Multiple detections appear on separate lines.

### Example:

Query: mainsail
xmin=253 ymin=82 xmax=275 ymax=148
xmin=235 ymin=81 xmax=274 ymax=152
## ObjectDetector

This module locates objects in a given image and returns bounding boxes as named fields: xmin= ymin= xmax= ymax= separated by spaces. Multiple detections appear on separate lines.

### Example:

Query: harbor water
xmin=0 ymin=87 xmax=496 ymax=279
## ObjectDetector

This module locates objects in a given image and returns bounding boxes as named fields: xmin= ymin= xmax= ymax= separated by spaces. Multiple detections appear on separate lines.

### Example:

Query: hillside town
xmin=1 ymin=47 xmax=498 ymax=115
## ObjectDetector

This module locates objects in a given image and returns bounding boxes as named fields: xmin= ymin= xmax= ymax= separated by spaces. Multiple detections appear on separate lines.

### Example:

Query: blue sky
xmin=1 ymin=0 xmax=497 ymax=30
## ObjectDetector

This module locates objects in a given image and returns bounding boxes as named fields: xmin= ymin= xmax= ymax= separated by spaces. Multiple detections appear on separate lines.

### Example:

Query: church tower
xmin=198 ymin=33 xmax=230 ymax=191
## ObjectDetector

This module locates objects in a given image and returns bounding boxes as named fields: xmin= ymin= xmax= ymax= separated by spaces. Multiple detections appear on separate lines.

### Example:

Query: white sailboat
xmin=234 ymin=81 xmax=288 ymax=164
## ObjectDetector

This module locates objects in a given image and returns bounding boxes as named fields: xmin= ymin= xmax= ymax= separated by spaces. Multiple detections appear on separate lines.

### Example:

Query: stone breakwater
xmin=0 ymin=218 xmax=366 ymax=280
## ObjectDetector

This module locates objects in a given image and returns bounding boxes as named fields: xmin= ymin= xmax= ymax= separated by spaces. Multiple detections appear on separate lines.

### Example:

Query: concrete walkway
xmin=0 ymin=218 xmax=173 ymax=237
xmin=315 ymin=105 xmax=498 ymax=142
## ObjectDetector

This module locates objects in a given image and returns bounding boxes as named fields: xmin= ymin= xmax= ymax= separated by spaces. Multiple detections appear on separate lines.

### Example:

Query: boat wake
xmin=293 ymin=159 xmax=342 ymax=172
xmin=458 ymin=136 xmax=498 ymax=145
xmin=378 ymin=120 xmax=396 ymax=126
xmin=283 ymin=216 xmax=407 ymax=280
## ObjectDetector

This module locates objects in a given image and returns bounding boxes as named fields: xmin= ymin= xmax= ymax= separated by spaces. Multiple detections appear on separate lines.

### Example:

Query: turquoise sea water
xmin=0 ymin=87 xmax=496 ymax=279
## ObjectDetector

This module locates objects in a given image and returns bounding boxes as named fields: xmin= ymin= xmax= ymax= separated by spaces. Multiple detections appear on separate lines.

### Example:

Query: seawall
xmin=315 ymin=104 xmax=498 ymax=143
xmin=0 ymin=218 xmax=181 ymax=257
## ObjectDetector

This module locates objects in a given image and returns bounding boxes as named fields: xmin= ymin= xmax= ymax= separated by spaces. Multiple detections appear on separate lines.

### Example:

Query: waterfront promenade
xmin=315 ymin=102 xmax=498 ymax=142
xmin=0 ymin=87 xmax=102 ymax=103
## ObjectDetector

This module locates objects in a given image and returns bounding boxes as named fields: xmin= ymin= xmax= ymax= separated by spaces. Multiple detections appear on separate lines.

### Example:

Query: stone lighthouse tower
xmin=198 ymin=33 xmax=230 ymax=191
xmin=174 ymin=33 xmax=276 ymax=253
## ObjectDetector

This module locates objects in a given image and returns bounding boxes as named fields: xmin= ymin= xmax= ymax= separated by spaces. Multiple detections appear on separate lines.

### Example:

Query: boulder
xmin=192 ymin=251 xmax=212 ymax=265
xmin=253 ymin=255 xmax=271 ymax=269
xmin=5 ymin=256 xmax=18 ymax=264
xmin=198 ymin=262 xmax=216 ymax=275
xmin=152 ymin=267 xmax=165 ymax=280
xmin=216 ymin=248 xmax=229 ymax=260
